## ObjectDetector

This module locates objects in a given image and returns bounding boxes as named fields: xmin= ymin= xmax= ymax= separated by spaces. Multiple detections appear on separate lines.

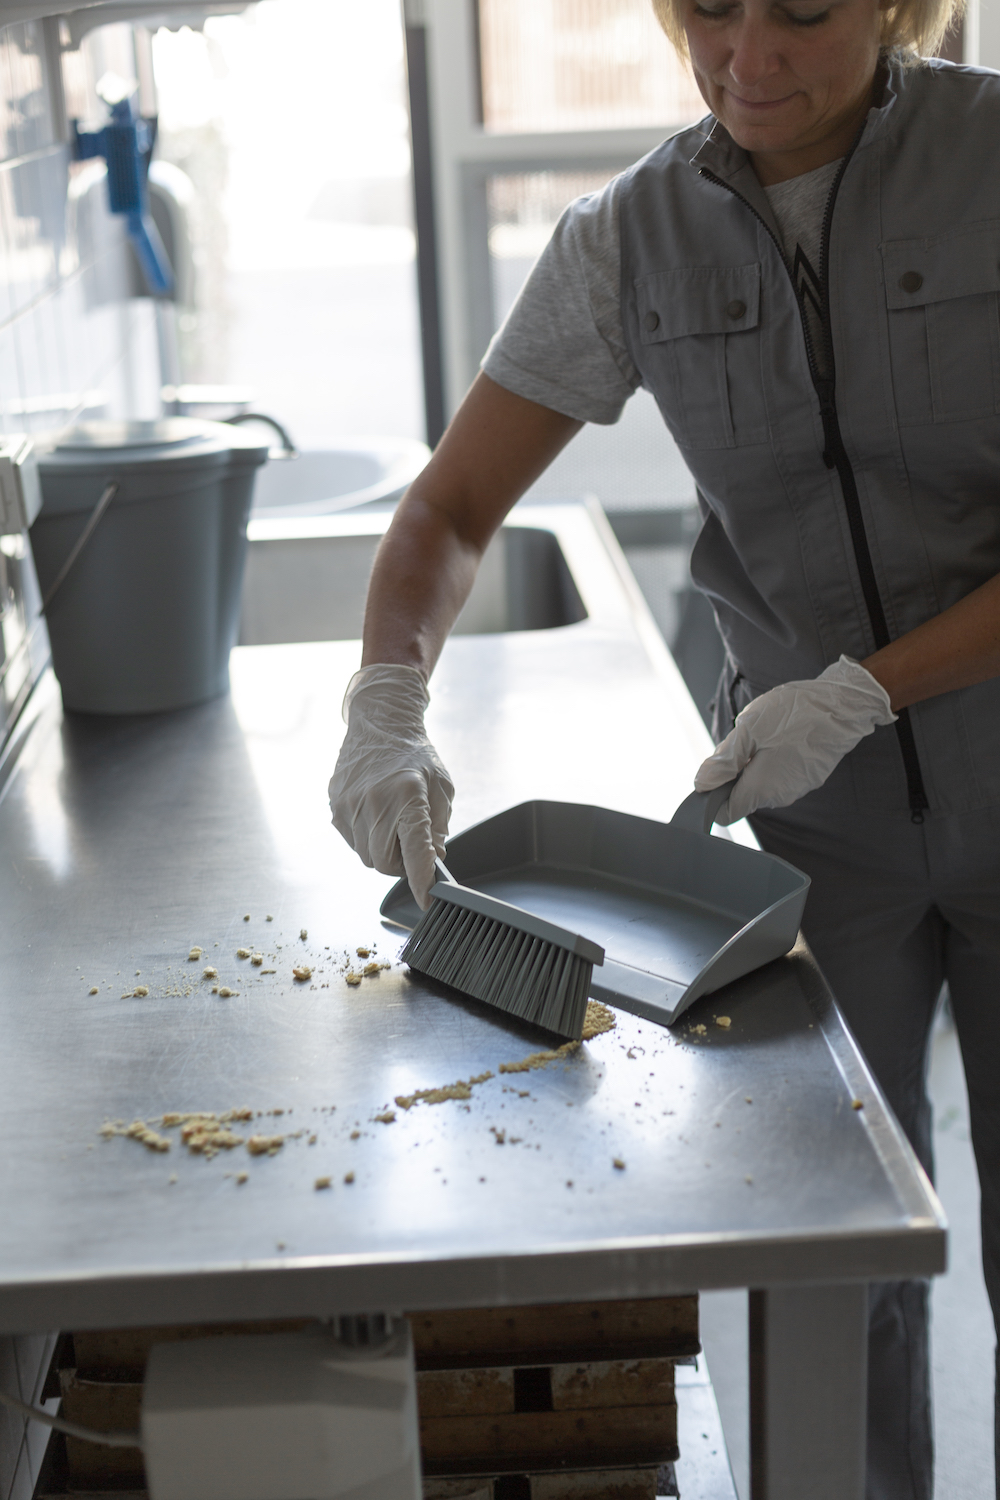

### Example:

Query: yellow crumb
xmin=243 ymin=914 xmax=250 ymax=921
xmin=692 ymin=1023 xmax=707 ymax=1035
xmin=344 ymin=1171 xmax=355 ymax=1184
xmin=133 ymin=985 xmax=149 ymax=998
xmin=374 ymin=1110 xmax=396 ymax=1124
xmin=356 ymin=947 xmax=371 ymax=958
xmin=247 ymin=1134 xmax=285 ymax=1156
xmin=101 ymin=1119 xmax=170 ymax=1152
xmin=266 ymin=915 xmax=273 ymax=921
xmin=181 ymin=1123 xmax=245 ymax=1158
xmin=236 ymin=948 xmax=252 ymax=960
xmin=188 ymin=947 xmax=202 ymax=960
xmin=300 ymin=929 xmax=308 ymax=940
xmin=350 ymin=1130 xmax=361 ymax=1140
xmin=218 ymin=986 xmax=235 ymax=998
xmin=236 ymin=1171 xmax=248 ymax=1184
xmin=293 ymin=965 xmax=312 ymax=982
xmin=203 ymin=966 xmax=218 ymax=979
xmin=345 ymin=970 xmax=362 ymax=986
xmin=851 ymin=1098 xmax=864 ymax=1110
xmin=613 ymin=1157 xmax=626 ymax=1170
xmin=499 ymin=1042 xmax=579 ymax=1075
xmin=88 ymin=987 xmax=98 ymax=995
xmin=716 ymin=1016 xmax=732 ymax=1029
xmin=314 ymin=1176 xmax=332 ymax=1190
xmin=308 ymin=1133 xmax=317 ymax=1144
xmin=395 ymin=1071 xmax=493 ymax=1110
xmin=581 ymin=1000 xmax=616 ymax=1039
xmin=251 ymin=954 xmax=263 ymax=966
xmin=363 ymin=962 xmax=381 ymax=977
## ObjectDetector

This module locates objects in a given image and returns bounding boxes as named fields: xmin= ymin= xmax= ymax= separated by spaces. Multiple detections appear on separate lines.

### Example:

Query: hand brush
xmin=400 ymin=863 xmax=605 ymax=1041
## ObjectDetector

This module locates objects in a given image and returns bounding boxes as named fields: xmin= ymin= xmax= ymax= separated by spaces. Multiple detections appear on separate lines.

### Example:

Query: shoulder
xmin=620 ymin=115 xmax=716 ymax=189
xmin=895 ymin=57 xmax=1000 ymax=119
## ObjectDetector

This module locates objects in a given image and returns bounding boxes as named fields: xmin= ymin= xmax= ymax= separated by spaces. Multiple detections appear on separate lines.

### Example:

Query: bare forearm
xmin=361 ymin=493 xmax=483 ymax=676
xmin=862 ymin=571 xmax=1000 ymax=711
xmin=360 ymin=374 xmax=581 ymax=678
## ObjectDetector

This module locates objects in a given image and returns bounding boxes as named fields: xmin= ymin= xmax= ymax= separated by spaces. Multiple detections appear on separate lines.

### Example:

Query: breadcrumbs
xmin=247 ymin=1134 xmax=285 ymax=1156
xmin=314 ymin=1176 xmax=332 ymax=1190
xmin=395 ymin=1071 xmax=493 ymax=1109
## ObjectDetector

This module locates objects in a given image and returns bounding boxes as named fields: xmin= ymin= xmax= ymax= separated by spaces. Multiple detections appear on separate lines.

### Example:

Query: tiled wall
xmin=0 ymin=16 xmax=161 ymax=1499
xmin=0 ymin=17 xmax=161 ymax=448
xmin=0 ymin=1335 xmax=59 ymax=1500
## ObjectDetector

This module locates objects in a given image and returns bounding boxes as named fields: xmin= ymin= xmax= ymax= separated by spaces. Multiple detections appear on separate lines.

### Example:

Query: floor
xmin=699 ymin=1002 xmax=995 ymax=1500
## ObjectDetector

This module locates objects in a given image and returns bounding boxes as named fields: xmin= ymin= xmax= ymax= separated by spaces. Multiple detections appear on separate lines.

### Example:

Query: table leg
xmin=749 ymin=1283 xmax=868 ymax=1500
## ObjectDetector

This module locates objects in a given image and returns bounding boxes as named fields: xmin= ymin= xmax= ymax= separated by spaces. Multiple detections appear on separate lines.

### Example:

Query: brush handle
xmin=426 ymin=874 xmax=604 ymax=965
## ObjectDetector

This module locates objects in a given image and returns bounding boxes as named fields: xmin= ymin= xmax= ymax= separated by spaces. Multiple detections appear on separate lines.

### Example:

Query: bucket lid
xmin=38 ymin=418 xmax=270 ymax=471
xmin=54 ymin=419 xmax=213 ymax=452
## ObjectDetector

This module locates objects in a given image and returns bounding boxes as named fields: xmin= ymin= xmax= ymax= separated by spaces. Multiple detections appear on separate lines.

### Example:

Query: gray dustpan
xmin=380 ymin=784 xmax=809 ymax=1028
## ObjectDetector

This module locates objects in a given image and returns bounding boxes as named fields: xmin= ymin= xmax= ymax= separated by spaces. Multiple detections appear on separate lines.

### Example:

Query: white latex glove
xmin=329 ymin=663 xmax=454 ymax=909
xmin=695 ymin=655 xmax=896 ymax=824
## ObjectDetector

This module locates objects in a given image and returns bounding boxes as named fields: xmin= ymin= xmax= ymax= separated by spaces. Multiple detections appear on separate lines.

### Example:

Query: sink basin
xmin=250 ymin=438 xmax=429 ymax=518
xmin=239 ymin=517 xmax=587 ymax=645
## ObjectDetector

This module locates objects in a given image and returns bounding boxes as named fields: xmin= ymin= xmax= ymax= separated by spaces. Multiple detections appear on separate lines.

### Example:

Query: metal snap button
xmin=899 ymin=270 xmax=923 ymax=293
xmin=726 ymin=299 xmax=747 ymax=319
xmin=643 ymin=310 xmax=660 ymax=332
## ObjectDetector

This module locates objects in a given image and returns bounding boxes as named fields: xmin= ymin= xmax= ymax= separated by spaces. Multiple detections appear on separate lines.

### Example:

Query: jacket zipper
xmin=698 ymin=140 xmax=930 ymax=823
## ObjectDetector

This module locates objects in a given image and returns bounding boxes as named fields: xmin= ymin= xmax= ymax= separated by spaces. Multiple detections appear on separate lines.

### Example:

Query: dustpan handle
xmin=671 ymin=779 xmax=739 ymax=835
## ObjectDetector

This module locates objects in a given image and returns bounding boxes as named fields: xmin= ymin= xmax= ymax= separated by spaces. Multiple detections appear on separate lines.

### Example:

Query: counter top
xmin=0 ymin=505 xmax=944 ymax=1335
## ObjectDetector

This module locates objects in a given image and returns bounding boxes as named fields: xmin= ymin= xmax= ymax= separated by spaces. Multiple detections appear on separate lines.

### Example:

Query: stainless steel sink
xmin=239 ymin=516 xmax=587 ymax=645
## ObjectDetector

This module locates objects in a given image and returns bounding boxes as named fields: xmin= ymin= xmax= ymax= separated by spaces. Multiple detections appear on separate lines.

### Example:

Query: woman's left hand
xmin=695 ymin=655 xmax=896 ymax=824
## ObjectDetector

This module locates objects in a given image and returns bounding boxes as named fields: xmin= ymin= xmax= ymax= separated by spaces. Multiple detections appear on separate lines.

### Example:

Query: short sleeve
xmin=481 ymin=175 xmax=640 ymax=426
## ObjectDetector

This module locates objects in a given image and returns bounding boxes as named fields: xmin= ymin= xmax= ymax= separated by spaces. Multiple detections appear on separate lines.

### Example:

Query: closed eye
xmin=781 ymin=7 xmax=833 ymax=23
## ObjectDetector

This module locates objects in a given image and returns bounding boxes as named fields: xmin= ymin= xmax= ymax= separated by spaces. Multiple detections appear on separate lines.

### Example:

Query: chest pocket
xmin=882 ymin=223 xmax=1000 ymax=425
xmin=635 ymin=264 xmax=767 ymax=449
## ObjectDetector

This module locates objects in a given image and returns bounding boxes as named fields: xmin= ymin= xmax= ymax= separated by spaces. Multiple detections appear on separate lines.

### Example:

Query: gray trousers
xmin=751 ymin=794 xmax=1000 ymax=1500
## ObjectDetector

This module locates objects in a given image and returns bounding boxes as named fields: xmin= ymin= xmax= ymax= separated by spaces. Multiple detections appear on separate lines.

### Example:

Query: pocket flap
xmin=636 ymin=264 xmax=761 ymax=341
xmin=883 ymin=221 xmax=1000 ymax=309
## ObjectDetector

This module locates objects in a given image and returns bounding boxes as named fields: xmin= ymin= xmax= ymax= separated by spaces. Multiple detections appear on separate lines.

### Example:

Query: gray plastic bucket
xmin=31 ymin=419 xmax=269 ymax=714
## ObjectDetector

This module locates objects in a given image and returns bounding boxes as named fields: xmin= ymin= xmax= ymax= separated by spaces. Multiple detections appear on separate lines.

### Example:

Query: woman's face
xmin=683 ymin=0 xmax=883 ymax=181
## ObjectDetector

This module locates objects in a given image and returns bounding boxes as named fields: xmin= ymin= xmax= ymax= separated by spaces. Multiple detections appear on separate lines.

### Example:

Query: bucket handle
xmin=41 ymin=480 xmax=119 ymax=615
xmin=671 ymin=778 xmax=739 ymax=836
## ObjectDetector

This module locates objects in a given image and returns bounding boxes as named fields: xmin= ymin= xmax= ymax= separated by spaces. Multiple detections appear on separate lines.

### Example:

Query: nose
xmin=726 ymin=15 xmax=783 ymax=89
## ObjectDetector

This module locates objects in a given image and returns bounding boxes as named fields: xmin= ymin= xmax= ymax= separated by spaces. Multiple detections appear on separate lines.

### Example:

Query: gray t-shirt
xmin=482 ymin=158 xmax=841 ymax=421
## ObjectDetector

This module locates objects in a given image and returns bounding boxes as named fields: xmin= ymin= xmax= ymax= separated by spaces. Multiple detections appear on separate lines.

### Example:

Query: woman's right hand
xmin=329 ymin=663 xmax=454 ymax=910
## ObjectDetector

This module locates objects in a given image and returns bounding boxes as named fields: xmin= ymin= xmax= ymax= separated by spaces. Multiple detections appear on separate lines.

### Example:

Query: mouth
xmin=724 ymin=90 xmax=798 ymax=112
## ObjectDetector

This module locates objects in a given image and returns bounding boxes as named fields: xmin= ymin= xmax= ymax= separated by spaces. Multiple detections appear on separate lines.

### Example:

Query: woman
xmin=331 ymin=0 xmax=1000 ymax=1494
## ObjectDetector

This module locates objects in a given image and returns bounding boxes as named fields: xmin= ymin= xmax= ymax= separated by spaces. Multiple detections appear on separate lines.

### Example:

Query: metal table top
xmin=0 ymin=506 xmax=944 ymax=1336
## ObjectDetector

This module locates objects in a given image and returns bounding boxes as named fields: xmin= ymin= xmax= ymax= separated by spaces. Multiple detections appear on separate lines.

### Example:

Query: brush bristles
xmin=401 ymin=899 xmax=592 ymax=1040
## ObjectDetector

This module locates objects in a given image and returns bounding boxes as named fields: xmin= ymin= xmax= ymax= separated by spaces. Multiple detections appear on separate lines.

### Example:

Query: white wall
xmin=0 ymin=14 xmax=162 ymax=1494
xmin=0 ymin=17 xmax=161 ymax=449
xmin=964 ymin=0 xmax=1000 ymax=64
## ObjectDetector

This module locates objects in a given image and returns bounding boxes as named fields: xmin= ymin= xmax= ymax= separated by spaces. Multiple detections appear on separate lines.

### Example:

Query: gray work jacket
xmin=619 ymin=59 xmax=1000 ymax=819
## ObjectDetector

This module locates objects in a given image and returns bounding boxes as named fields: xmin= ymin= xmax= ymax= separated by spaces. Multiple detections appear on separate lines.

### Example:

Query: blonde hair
xmin=651 ymin=0 xmax=966 ymax=67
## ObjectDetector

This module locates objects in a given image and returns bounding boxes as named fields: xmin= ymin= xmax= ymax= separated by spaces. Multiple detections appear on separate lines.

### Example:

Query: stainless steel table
xmin=0 ymin=506 xmax=945 ymax=1500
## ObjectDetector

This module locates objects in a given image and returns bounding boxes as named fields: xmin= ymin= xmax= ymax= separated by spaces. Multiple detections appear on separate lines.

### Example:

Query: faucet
xmin=224 ymin=412 xmax=299 ymax=461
